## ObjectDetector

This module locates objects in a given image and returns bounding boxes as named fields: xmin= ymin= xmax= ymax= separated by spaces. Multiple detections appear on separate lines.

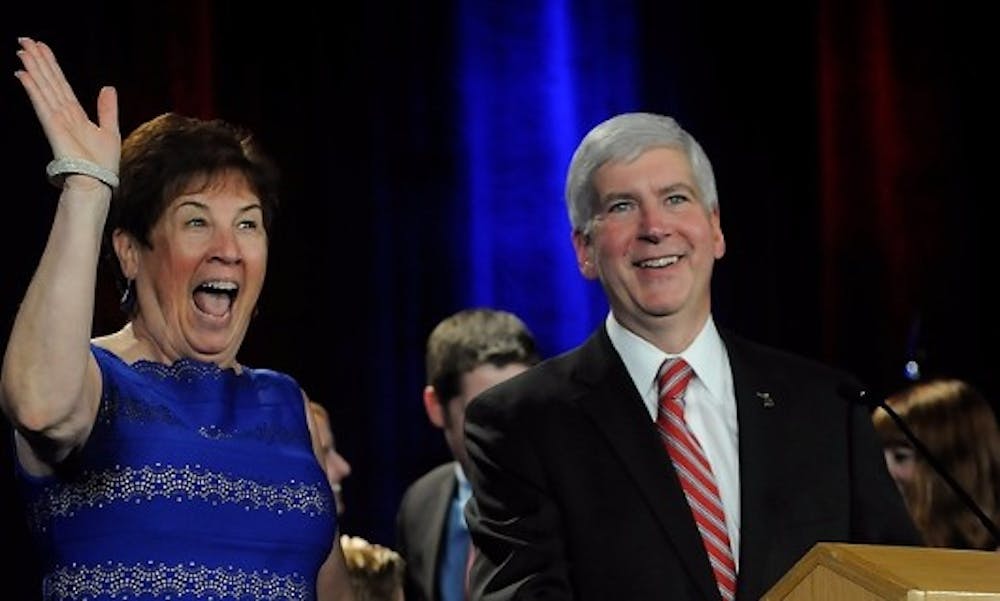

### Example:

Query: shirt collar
xmin=606 ymin=312 xmax=728 ymax=406
xmin=454 ymin=462 xmax=472 ymax=506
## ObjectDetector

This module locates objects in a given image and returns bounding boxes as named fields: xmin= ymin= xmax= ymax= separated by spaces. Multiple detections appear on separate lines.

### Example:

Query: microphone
xmin=839 ymin=382 xmax=1000 ymax=548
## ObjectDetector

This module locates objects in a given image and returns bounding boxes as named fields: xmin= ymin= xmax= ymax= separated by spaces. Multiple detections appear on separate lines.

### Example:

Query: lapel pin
xmin=756 ymin=391 xmax=775 ymax=408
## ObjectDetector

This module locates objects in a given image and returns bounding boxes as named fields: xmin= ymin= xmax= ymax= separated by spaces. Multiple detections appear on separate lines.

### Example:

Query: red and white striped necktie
xmin=656 ymin=357 xmax=737 ymax=601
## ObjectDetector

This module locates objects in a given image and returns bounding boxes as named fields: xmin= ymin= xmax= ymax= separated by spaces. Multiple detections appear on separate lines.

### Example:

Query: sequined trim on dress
xmin=44 ymin=561 xmax=311 ymax=600
xmin=131 ymin=357 xmax=233 ymax=382
xmin=29 ymin=464 xmax=331 ymax=531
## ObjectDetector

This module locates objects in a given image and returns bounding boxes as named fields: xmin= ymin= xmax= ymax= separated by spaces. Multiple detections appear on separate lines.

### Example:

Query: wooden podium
xmin=762 ymin=542 xmax=1000 ymax=600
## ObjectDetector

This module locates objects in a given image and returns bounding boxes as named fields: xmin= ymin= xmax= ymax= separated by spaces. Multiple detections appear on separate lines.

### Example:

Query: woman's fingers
xmin=96 ymin=86 xmax=121 ymax=150
xmin=35 ymin=40 xmax=84 ymax=117
xmin=15 ymin=49 xmax=54 ymax=121
xmin=14 ymin=37 xmax=119 ymax=166
xmin=17 ymin=38 xmax=61 ymax=116
xmin=17 ymin=38 xmax=88 ymax=130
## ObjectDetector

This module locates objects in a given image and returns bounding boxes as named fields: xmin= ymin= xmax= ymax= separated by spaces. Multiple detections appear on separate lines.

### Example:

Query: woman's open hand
xmin=14 ymin=37 xmax=120 ymax=178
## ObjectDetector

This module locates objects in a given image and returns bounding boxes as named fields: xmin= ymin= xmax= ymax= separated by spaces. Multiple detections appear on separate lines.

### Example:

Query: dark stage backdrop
xmin=3 ymin=2 xmax=997 ymax=597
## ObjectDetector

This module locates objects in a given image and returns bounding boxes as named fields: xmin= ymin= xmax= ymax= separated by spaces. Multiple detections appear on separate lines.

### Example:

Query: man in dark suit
xmin=397 ymin=308 xmax=541 ymax=601
xmin=463 ymin=112 xmax=921 ymax=601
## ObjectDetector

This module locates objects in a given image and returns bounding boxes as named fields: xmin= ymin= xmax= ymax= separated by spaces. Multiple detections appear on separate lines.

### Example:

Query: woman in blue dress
xmin=3 ymin=37 xmax=355 ymax=601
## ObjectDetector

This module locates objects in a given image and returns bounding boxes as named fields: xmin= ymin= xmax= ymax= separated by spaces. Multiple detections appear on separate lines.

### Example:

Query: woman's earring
xmin=119 ymin=279 xmax=136 ymax=314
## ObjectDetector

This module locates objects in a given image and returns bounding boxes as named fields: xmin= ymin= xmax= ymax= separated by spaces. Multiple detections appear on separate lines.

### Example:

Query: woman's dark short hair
xmin=104 ymin=112 xmax=281 ymax=282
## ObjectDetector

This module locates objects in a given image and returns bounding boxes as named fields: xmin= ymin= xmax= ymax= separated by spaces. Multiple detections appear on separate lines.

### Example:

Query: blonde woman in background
xmin=341 ymin=535 xmax=406 ymax=601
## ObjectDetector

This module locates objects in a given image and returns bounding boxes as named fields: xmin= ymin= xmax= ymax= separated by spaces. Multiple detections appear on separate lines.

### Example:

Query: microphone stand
xmin=857 ymin=387 xmax=1000 ymax=548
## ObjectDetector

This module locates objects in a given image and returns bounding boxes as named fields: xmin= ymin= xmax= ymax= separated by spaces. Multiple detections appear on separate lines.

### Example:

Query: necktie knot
xmin=658 ymin=357 xmax=694 ymax=404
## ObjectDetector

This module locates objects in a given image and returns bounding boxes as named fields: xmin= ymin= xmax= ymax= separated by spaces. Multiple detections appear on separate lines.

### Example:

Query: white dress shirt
xmin=605 ymin=312 xmax=741 ymax=566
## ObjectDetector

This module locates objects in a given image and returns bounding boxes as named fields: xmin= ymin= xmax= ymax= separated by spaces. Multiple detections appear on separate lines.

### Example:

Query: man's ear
xmin=423 ymin=385 xmax=446 ymax=429
xmin=111 ymin=228 xmax=141 ymax=280
xmin=572 ymin=229 xmax=598 ymax=279
xmin=711 ymin=209 xmax=726 ymax=259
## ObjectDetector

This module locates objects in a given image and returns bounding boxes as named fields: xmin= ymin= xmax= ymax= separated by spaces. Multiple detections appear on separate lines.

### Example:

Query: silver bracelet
xmin=46 ymin=157 xmax=120 ymax=189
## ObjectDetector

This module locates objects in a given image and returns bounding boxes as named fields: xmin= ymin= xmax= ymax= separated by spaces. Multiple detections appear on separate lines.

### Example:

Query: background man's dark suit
xmin=464 ymin=326 xmax=921 ymax=601
xmin=397 ymin=462 xmax=458 ymax=601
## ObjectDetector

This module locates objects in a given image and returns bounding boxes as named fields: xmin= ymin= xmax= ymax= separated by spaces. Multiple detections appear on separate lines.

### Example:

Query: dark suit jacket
xmin=464 ymin=325 xmax=920 ymax=601
xmin=397 ymin=462 xmax=458 ymax=601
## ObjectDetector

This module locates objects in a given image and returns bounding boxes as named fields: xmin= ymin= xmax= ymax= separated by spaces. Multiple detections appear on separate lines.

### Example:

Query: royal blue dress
xmin=17 ymin=345 xmax=337 ymax=600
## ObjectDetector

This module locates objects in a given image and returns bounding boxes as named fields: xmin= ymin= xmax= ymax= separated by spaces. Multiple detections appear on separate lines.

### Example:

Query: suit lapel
xmin=573 ymin=328 xmax=720 ymax=601
xmin=723 ymin=333 xmax=788 ymax=600
xmin=423 ymin=466 xmax=458 ymax=599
